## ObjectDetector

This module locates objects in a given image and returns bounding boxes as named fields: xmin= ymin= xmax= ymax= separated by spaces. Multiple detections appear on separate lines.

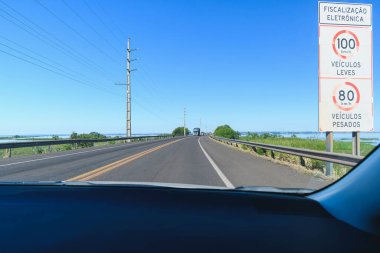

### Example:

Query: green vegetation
xmin=1 ymin=132 xmax=130 ymax=159
xmin=172 ymin=127 xmax=190 ymax=136
xmin=70 ymin=131 xmax=107 ymax=148
xmin=239 ymin=132 xmax=377 ymax=177
xmin=214 ymin=125 xmax=239 ymax=139
xmin=241 ymin=132 xmax=375 ymax=156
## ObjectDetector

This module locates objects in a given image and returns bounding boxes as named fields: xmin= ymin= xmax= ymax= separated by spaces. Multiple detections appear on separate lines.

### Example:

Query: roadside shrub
xmin=241 ymin=144 xmax=248 ymax=150
xmin=214 ymin=125 xmax=239 ymax=139
xmin=33 ymin=146 xmax=44 ymax=154
xmin=172 ymin=127 xmax=190 ymax=136
xmin=59 ymin=144 xmax=73 ymax=151
xmin=70 ymin=132 xmax=107 ymax=148
xmin=256 ymin=147 xmax=264 ymax=155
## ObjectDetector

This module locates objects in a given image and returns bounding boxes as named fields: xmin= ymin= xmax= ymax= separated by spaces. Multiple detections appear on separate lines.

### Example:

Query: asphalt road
xmin=0 ymin=137 xmax=329 ymax=189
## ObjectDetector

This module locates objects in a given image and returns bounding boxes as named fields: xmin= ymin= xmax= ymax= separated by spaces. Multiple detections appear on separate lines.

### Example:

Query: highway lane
xmin=78 ymin=137 xmax=329 ymax=189
xmin=92 ymin=136 xmax=226 ymax=186
xmin=0 ymin=136 xmax=330 ymax=189
xmin=0 ymin=138 xmax=179 ymax=181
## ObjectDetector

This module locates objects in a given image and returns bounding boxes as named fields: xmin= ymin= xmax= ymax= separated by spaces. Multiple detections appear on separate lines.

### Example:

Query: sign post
xmin=352 ymin=131 xmax=360 ymax=156
xmin=326 ymin=131 xmax=333 ymax=176
xmin=319 ymin=2 xmax=373 ymax=169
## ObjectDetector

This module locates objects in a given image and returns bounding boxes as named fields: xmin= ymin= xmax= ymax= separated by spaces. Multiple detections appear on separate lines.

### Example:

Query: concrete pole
xmin=184 ymin=108 xmax=186 ymax=136
xmin=127 ymin=38 xmax=131 ymax=139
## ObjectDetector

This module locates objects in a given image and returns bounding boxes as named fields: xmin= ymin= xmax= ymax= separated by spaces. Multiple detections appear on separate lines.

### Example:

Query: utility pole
xmin=184 ymin=108 xmax=186 ymax=136
xmin=126 ymin=38 xmax=132 ymax=138
xmin=116 ymin=38 xmax=136 ymax=139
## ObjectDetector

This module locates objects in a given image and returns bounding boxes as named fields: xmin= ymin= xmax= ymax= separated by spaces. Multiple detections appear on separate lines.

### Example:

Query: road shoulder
xmin=200 ymin=137 xmax=330 ymax=189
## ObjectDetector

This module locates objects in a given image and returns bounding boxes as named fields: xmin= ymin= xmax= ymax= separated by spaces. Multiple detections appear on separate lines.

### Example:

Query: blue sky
xmin=0 ymin=0 xmax=378 ymax=135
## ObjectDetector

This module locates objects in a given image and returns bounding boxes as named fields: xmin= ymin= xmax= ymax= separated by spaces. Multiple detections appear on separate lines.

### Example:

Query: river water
xmin=1 ymin=132 xmax=379 ymax=146
xmin=0 ymin=133 xmax=162 ymax=144
xmin=240 ymin=132 xmax=380 ymax=146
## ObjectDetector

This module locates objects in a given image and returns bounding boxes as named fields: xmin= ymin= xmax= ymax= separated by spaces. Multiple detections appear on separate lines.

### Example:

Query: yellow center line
xmin=66 ymin=138 xmax=183 ymax=182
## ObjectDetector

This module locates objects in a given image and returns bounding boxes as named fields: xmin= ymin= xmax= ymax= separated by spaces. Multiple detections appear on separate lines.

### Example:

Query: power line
xmin=0 ymin=40 xmax=170 ymax=123
xmin=0 ymin=38 xmax=116 ymax=92
xmin=0 ymin=46 xmax=120 ymax=97
xmin=0 ymin=43 xmax=176 ymax=128
xmin=61 ymin=0 xmax=120 ymax=54
xmin=0 ymin=0 xmax=117 ymax=80
xmin=82 ymin=0 xmax=124 ymax=45
xmin=132 ymin=61 xmax=168 ymax=101
xmin=131 ymin=90 xmax=178 ymax=125
xmin=0 ymin=41 xmax=82 ymax=81
xmin=34 ymin=0 xmax=120 ymax=64
xmin=0 ymin=1 xmax=177 ymax=129
xmin=93 ymin=0 xmax=126 ymax=41
xmin=0 ymin=34 xmax=97 ymax=84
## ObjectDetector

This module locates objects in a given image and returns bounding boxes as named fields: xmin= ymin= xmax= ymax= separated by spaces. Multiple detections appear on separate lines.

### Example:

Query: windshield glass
xmin=0 ymin=0 xmax=378 ymax=193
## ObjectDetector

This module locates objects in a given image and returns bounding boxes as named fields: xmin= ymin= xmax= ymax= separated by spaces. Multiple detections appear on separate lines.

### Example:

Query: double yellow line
xmin=66 ymin=139 xmax=182 ymax=182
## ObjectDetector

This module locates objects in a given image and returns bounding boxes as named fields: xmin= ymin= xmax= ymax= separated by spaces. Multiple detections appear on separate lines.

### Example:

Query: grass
xmin=238 ymin=134 xmax=377 ymax=178
xmin=239 ymin=135 xmax=375 ymax=156
xmin=1 ymin=133 xmax=171 ymax=159
xmin=1 ymin=139 xmax=130 ymax=159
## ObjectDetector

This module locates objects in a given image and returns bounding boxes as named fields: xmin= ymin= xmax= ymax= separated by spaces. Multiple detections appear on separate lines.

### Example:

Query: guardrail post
xmin=270 ymin=150 xmax=275 ymax=159
xmin=300 ymin=156 xmax=306 ymax=166
xmin=48 ymin=145 xmax=52 ymax=153
xmin=3 ymin=148 xmax=11 ymax=158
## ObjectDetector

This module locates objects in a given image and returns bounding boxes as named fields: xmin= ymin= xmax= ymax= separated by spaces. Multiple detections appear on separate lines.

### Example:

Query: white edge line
xmin=0 ymin=140 xmax=160 ymax=167
xmin=198 ymin=138 xmax=234 ymax=189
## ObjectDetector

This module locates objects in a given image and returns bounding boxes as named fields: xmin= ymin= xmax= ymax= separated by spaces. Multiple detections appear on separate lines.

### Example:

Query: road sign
xmin=318 ymin=2 xmax=373 ymax=132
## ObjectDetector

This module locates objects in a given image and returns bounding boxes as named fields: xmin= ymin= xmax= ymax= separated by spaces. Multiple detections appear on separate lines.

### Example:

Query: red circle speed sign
xmin=332 ymin=30 xmax=360 ymax=59
xmin=332 ymin=82 xmax=360 ymax=111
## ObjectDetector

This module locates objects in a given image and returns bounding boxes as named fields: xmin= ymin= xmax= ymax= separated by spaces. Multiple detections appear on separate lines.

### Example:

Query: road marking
xmin=66 ymin=139 xmax=183 ymax=181
xmin=198 ymin=138 xmax=234 ymax=189
xmin=0 ymin=139 xmax=165 ymax=167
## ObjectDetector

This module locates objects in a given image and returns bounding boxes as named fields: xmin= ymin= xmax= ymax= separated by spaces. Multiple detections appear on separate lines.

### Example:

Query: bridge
xmin=0 ymin=136 xmax=332 ymax=189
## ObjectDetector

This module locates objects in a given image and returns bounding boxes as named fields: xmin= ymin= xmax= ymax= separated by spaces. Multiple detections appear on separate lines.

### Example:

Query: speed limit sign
xmin=318 ymin=2 xmax=373 ymax=132
xmin=332 ymin=82 xmax=360 ymax=111
xmin=332 ymin=30 xmax=360 ymax=59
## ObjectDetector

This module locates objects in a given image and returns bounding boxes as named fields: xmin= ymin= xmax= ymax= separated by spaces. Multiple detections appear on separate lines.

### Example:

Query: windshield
xmin=0 ymin=0 xmax=377 ymax=193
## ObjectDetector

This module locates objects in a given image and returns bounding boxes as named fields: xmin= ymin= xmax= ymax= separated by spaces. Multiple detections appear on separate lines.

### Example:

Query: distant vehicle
xmin=193 ymin=128 xmax=200 ymax=136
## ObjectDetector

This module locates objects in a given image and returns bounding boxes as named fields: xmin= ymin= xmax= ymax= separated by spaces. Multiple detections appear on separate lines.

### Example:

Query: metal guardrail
xmin=211 ymin=136 xmax=363 ymax=167
xmin=1 ymin=135 xmax=171 ymax=158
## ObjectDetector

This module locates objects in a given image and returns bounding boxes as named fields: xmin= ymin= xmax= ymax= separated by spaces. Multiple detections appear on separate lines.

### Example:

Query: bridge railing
xmin=1 ymin=135 xmax=172 ymax=158
xmin=210 ymin=136 xmax=363 ymax=173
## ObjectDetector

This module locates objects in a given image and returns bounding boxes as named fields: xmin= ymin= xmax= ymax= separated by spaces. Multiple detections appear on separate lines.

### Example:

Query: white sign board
xmin=319 ymin=2 xmax=373 ymax=132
